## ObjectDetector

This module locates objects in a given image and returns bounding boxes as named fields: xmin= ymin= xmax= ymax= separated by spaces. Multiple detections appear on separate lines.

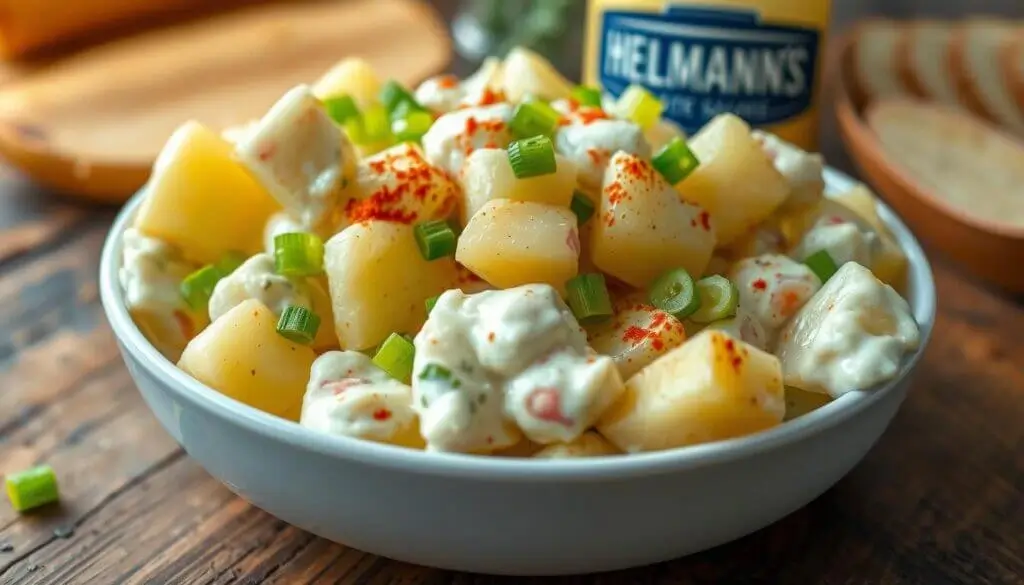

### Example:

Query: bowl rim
xmin=99 ymin=167 xmax=937 ymax=482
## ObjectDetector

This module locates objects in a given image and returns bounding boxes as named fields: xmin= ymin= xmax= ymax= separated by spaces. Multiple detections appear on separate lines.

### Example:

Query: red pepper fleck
xmin=566 ymin=228 xmax=580 ymax=255
xmin=725 ymin=339 xmax=736 ymax=352
xmin=487 ymin=331 xmax=495 ymax=342
xmin=827 ymin=216 xmax=846 ymax=225
xmin=369 ymin=159 xmax=387 ymax=174
xmin=699 ymin=211 xmax=712 ymax=231
xmin=622 ymin=326 xmax=648 ymax=343
xmin=476 ymin=88 xmax=506 ymax=106
xmin=586 ymin=148 xmax=605 ymax=166
xmin=436 ymin=74 xmax=458 ymax=89
xmin=574 ymin=107 xmax=610 ymax=125
xmin=172 ymin=310 xmax=194 ymax=339
xmin=323 ymin=378 xmax=370 ymax=395
xmin=372 ymin=408 xmax=393 ymax=421
xmin=257 ymin=142 xmax=276 ymax=162
xmin=524 ymin=388 xmax=573 ymax=426
xmin=752 ymin=278 xmax=768 ymax=291
xmin=652 ymin=339 xmax=665 ymax=351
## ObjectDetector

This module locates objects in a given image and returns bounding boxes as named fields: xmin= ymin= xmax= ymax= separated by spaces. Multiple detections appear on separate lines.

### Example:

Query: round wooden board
xmin=0 ymin=0 xmax=452 ymax=204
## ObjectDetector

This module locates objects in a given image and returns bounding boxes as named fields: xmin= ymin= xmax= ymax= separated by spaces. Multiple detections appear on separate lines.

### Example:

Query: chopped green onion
xmin=380 ymin=80 xmax=423 ymax=117
xmin=507 ymin=135 xmax=556 ymax=178
xmin=345 ymin=103 xmax=393 ymax=146
xmin=652 ymin=137 xmax=700 ymax=185
xmin=616 ymin=84 xmax=663 ymax=130
xmin=804 ymin=249 xmax=839 ymax=283
xmin=419 ymin=363 xmax=462 ymax=388
xmin=570 ymin=191 xmax=595 ymax=224
xmin=274 ymin=232 xmax=324 ymax=277
xmin=425 ymin=295 xmax=440 ymax=314
xmin=323 ymin=94 xmax=360 ymax=125
xmin=689 ymin=275 xmax=739 ymax=323
xmin=372 ymin=332 xmax=416 ymax=383
xmin=649 ymin=267 xmax=700 ymax=320
xmin=565 ymin=273 xmax=613 ymax=325
xmin=180 ymin=265 xmax=223 ymax=310
xmin=571 ymin=85 xmax=603 ymax=107
xmin=276 ymin=305 xmax=320 ymax=344
xmin=392 ymin=109 xmax=434 ymax=143
xmin=414 ymin=220 xmax=457 ymax=261
xmin=214 ymin=251 xmax=247 ymax=276
xmin=510 ymin=100 xmax=562 ymax=139
xmin=5 ymin=465 xmax=58 ymax=512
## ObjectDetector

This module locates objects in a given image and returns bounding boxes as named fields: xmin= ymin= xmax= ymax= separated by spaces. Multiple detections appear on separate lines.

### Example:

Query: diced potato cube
xmin=533 ymin=431 xmax=620 ymax=458
xmin=459 ymin=148 xmax=576 ymax=225
xmin=325 ymin=221 xmax=459 ymax=350
xmin=590 ymin=151 xmax=715 ymax=288
xmin=597 ymin=330 xmax=785 ymax=452
xmin=134 ymin=121 xmax=279 ymax=264
xmin=677 ymin=114 xmax=789 ymax=245
xmin=588 ymin=296 xmax=687 ymax=378
xmin=235 ymin=85 xmax=356 ymax=228
xmin=501 ymin=46 xmax=573 ymax=102
xmin=178 ymin=300 xmax=315 ymax=421
xmin=344 ymin=143 xmax=459 ymax=228
xmin=831 ymin=186 xmax=908 ymax=289
xmin=312 ymin=57 xmax=383 ymax=107
xmin=456 ymin=200 xmax=578 ymax=292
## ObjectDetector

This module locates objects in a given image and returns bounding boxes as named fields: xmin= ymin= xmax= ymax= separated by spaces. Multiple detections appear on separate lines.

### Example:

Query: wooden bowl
xmin=0 ymin=0 xmax=451 ymax=204
xmin=834 ymin=33 xmax=1024 ymax=294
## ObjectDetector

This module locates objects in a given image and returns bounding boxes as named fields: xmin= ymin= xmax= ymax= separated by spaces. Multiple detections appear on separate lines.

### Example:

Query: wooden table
xmin=2 ymin=5 xmax=1024 ymax=582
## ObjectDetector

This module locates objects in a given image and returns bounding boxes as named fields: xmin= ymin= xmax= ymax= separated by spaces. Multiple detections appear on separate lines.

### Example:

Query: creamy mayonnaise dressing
xmin=414 ymin=75 xmax=466 ymax=114
xmin=119 ymin=228 xmax=197 ymax=358
xmin=235 ymin=85 xmax=356 ymax=227
xmin=729 ymin=254 xmax=822 ymax=335
xmin=776 ymin=262 xmax=920 ymax=398
xmin=412 ymin=285 xmax=624 ymax=452
xmin=792 ymin=219 xmax=879 ymax=269
xmin=753 ymin=130 xmax=825 ymax=209
xmin=700 ymin=306 xmax=770 ymax=352
xmin=262 ymin=211 xmax=310 ymax=255
xmin=208 ymin=253 xmax=312 ymax=322
xmin=555 ymin=119 xmax=651 ymax=191
xmin=301 ymin=351 xmax=419 ymax=445
xmin=422 ymin=103 xmax=513 ymax=176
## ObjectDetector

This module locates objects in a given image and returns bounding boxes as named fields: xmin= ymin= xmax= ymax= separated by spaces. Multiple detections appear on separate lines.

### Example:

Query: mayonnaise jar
xmin=583 ymin=0 xmax=831 ymax=150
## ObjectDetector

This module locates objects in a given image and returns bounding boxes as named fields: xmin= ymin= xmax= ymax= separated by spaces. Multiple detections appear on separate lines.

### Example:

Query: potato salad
xmin=121 ymin=47 xmax=921 ymax=457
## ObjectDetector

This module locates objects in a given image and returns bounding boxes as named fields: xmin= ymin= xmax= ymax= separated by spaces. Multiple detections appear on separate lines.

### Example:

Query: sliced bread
xmin=866 ymin=99 xmax=1024 ymax=227
xmin=898 ymin=20 xmax=960 ymax=107
xmin=850 ymin=20 xmax=908 ymax=103
xmin=999 ymin=31 xmax=1024 ymax=116
xmin=949 ymin=18 xmax=1024 ymax=135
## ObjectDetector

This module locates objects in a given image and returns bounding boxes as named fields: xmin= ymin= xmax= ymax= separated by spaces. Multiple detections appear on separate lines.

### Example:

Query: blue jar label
xmin=598 ymin=5 xmax=821 ymax=134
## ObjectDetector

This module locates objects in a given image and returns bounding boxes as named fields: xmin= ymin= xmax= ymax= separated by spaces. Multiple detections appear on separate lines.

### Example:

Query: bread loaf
xmin=850 ymin=20 xmax=908 ymax=102
xmin=898 ymin=20 xmax=960 ymax=107
xmin=949 ymin=18 xmax=1024 ymax=134
xmin=866 ymin=98 xmax=1024 ymax=226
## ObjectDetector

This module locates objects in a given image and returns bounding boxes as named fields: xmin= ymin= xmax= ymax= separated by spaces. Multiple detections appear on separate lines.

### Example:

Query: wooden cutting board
xmin=0 ymin=0 xmax=452 ymax=203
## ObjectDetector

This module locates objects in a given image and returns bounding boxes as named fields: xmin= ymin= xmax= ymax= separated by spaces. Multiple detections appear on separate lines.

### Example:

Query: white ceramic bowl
xmin=99 ymin=168 xmax=936 ymax=576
